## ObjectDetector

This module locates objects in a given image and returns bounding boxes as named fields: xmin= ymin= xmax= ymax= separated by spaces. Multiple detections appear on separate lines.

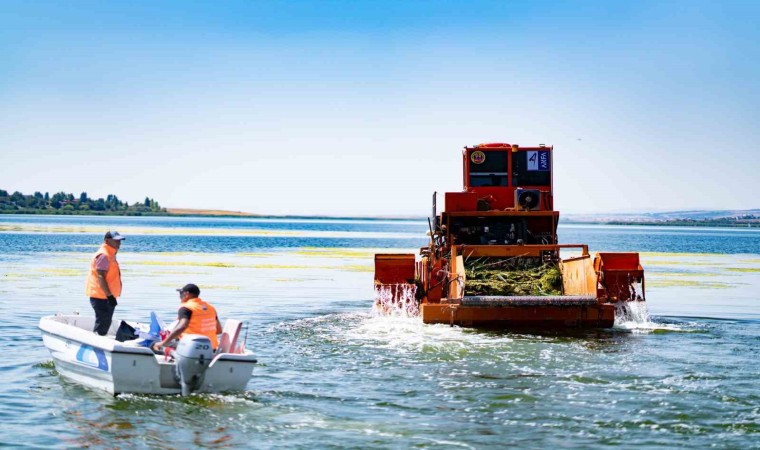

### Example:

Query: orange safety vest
xmin=85 ymin=244 xmax=122 ymax=299
xmin=181 ymin=297 xmax=219 ymax=349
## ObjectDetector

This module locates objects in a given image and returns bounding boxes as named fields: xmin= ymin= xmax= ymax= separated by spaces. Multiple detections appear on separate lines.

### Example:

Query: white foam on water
xmin=115 ymin=392 xmax=257 ymax=405
xmin=345 ymin=313 xmax=516 ymax=357
xmin=347 ymin=313 xmax=453 ymax=352
xmin=270 ymin=309 xmax=494 ymax=359
xmin=366 ymin=285 xmax=501 ymax=353
xmin=613 ymin=300 xmax=682 ymax=332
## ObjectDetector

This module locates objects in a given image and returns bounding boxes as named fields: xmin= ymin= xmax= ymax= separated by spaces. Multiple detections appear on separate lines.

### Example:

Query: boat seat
xmin=216 ymin=319 xmax=242 ymax=354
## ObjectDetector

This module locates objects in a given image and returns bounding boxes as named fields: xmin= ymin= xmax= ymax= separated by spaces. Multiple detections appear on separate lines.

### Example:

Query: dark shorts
xmin=90 ymin=297 xmax=116 ymax=336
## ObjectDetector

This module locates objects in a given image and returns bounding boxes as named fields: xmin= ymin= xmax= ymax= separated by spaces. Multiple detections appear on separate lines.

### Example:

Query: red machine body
xmin=374 ymin=142 xmax=646 ymax=328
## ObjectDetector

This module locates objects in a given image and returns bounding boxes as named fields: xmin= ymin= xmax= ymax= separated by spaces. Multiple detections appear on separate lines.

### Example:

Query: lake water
xmin=0 ymin=215 xmax=758 ymax=449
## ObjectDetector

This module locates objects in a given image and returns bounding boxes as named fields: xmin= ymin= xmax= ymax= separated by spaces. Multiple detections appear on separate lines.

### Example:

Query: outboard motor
xmin=174 ymin=334 xmax=213 ymax=396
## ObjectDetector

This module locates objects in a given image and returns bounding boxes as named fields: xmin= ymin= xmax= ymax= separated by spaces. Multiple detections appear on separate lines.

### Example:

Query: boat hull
xmin=39 ymin=315 xmax=257 ymax=395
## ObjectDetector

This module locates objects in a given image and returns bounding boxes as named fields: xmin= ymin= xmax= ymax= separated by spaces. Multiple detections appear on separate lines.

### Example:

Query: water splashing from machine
xmin=614 ymin=300 xmax=650 ymax=325
xmin=373 ymin=284 xmax=419 ymax=317
xmin=612 ymin=278 xmax=650 ymax=327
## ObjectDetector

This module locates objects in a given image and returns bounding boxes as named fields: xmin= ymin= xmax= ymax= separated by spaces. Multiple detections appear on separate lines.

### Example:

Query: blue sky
xmin=1 ymin=1 xmax=758 ymax=216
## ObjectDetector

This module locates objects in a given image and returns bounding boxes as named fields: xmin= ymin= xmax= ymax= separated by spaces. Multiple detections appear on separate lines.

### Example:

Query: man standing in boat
xmin=152 ymin=284 xmax=222 ymax=352
xmin=85 ymin=231 xmax=125 ymax=335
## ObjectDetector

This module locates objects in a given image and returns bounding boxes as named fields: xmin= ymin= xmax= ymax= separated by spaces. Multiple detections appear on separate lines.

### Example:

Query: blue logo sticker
xmin=527 ymin=151 xmax=550 ymax=171
xmin=76 ymin=345 xmax=109 ymax=371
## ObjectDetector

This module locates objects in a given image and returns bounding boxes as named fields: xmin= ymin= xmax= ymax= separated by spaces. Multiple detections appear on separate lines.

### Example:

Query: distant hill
xmin=564 ymin=209 xmax=760 ymax=227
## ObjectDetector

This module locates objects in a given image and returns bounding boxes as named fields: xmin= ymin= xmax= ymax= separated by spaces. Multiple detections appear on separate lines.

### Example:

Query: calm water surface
xmin=0 ymin=215 xmax=758 ymax=449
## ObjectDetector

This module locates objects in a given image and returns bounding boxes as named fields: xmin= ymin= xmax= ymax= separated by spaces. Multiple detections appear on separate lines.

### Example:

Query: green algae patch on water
xmin=2 ymin=273 xmax=22 ymax=279
xmin=568 ymin=375 xmax=611 ymax=385
xmin=37 ymin=268 xmax=80 ymax=277
xmin=646 ymin=278 xmax=737 ymax=289
xmin=149 ymin=270 xmax=212 ymax=275
xmin=250 ymin=264 xmax=313 ymax=270
xmin=159 ymin=282 xmax=240 ymax=290
xmin=295 ymin=248 xmax=376 ymax=259
xmin=647 ymin=269 xmax=742 ymax=288
xmin=140 ymin=251 xmax=200 ymax=257
xmin=129 ymin=228 xmax=299 ymax=237
xmin=49 ymin=252 xmax=91 ymax=262
xmin=341 ymin=264 xmax=373 ymax=272
xmin=651 ymin=271 xmax=721 ymax=278
xmin=4 ymin=272 xmax=44 ymax=280
xmin=725 ymin=267 xmax=760 ymax=273
xmin=639 ymin=251 xmax=731 ymax=258
xmin=195 ymin=262 xmax=234 ymax=268
xmin=639 ymin=251 xmax=738 ymax=261
xmin=35 ymin=360 xmax=56 ymax=370
xmin=274 ymin=277 xmax=324 ymax=282
xmin=132 ymin=261 xmax=237 ymax=268
xmin=199 ymin=284 xmax=241 ymax=290
xmin=643 ymin=260 xmax=728 ymax=267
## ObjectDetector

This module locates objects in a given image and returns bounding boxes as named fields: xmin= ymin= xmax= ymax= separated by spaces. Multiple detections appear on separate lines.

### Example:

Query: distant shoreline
xmin=564 ymin=220 xmax=758 ymax=228
xmin=1 ymin=208 xmax=758 ymax=227
xmin=165 ymin=208 xmax=428 ymax=220
xmin=164 ymin=212 xmax=760 ymax=227
xmin=165 ymin=208 xmax=260 ymax=217
xmin=0 ymin=209 xmax=426 ymax=221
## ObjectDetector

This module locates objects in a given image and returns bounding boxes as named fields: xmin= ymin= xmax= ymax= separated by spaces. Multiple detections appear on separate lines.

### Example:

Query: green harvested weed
xmin=464 ymin=257 xmax=563 ymax=296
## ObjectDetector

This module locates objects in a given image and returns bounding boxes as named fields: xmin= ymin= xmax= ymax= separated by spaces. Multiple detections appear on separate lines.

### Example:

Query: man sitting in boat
xmin=151 ymin=284 xmax=222 ymax=353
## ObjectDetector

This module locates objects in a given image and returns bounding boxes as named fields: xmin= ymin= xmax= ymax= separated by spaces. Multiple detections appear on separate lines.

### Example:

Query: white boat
xmin=39 ymin=314 xmax=257 ymax=396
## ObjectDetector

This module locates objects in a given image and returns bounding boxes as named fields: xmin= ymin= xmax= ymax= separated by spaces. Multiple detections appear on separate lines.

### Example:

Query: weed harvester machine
xmin=374 ymin=142 xmax=645 ymax=328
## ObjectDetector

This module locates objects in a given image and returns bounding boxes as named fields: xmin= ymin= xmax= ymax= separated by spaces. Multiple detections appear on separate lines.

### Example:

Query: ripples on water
xmin=1 ymin=216 xmax=758 ymax=448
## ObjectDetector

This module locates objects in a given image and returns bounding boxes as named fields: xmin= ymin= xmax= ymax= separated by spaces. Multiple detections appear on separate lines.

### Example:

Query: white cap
xmin=104 ymin=231 xmax=125 ymax=241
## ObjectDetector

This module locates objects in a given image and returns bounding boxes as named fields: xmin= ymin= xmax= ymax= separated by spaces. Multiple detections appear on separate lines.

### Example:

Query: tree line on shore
xmin=0 ymin=189 xmax=166 ymax=215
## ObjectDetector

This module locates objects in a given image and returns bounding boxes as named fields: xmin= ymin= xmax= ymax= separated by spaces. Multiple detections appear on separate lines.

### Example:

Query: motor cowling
xmin=174 ymin=334 xmax=213 ymax=396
